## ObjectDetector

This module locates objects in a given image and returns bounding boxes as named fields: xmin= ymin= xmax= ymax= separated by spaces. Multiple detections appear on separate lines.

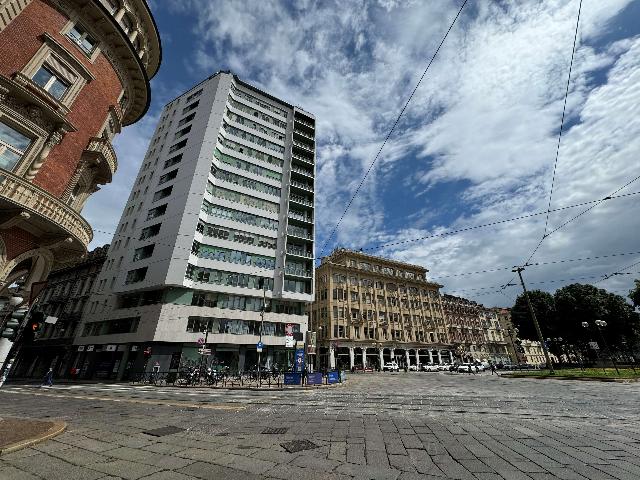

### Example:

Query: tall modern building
xmin=73 ymin=71 xmax=315 ymax=379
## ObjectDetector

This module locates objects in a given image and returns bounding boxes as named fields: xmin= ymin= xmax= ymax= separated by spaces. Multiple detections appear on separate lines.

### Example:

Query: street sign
xmin=295 ymin=348 xmax=305 ymax=373
xmin=285 ymin=335 xmax=294 ymax=348
xmin=198 ymin=348 xmax=212 ymax=355
xmin=256 ymin=341 xmax=264 ymax=353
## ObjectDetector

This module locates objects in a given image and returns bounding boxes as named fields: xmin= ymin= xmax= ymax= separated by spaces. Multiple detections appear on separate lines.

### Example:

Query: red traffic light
xmin=143 ymin=347 xmax=152 ymax=357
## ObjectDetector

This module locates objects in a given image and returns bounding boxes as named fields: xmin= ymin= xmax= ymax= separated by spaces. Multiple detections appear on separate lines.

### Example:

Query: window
xmin=132 ymin=244 xmax=155 ymax=261
xmin=152 ymin=186 xmax=173 ymax=202
xmin=186 ymin=89 xmax=202 ymax=103
xmin=174 ymin=125 xmax=191 ymax=139
xmin=168 ymin=139 xmax=187 ymax=153
xmin=32 ymin=65 xmax=70 ymax=99
xmin=164 ymin=154 xmax=182 ymax=169
xmin=0 ymin=120 xmax=32 ymax=171
xmin=120 ymin=14 xmax=134 ymax=34
xmin=158 ymin=169 xmax=178 ymax=185
xmin=182 ymin=101 xmax=199 ymax=114
xmin=66 ymin=23 xmax=98 ymax=55
xmin=178 ymin=113 xmax=195 ymax=127
xmin=146 ymin=204 xmax=167 ymax=220
xmin=125 ymin=267 xmax=147 ymax=284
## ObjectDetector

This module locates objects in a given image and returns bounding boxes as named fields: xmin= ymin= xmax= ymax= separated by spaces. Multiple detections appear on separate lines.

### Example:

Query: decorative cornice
xmin=0 ymin=170 xmax=92 ymax=249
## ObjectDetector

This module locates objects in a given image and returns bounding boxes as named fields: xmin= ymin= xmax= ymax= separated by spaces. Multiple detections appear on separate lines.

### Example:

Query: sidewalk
xmin=0 ymin=417 xmax=66 ymax=455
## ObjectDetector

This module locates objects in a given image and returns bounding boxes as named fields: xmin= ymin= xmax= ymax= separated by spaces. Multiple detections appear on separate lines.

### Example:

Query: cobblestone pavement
xmin=1 ymin=372 xmax=640 ymax=479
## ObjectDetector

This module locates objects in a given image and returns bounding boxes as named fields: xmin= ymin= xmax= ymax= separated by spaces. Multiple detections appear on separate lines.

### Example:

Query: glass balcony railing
xmin=285 ymin=265 xmax=313 ymax=277
xmin=290 ymin=180 xmax=314 ymax=192
xmin=289 ymin=194 xmax=313 ymax=207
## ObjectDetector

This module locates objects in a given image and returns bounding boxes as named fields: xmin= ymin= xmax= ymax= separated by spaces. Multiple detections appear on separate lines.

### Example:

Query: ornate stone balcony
xmin=84 ymin=137 xmax=118 ymax=182
xmin=0 ymin=170 xmax=92 ymax=251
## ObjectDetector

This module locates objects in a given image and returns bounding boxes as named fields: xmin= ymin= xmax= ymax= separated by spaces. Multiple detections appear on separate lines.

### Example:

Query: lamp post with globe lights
xmin=582 ymin=320 xmax=619 ymax=375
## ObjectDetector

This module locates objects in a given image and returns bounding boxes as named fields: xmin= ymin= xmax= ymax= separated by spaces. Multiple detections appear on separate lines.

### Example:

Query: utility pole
xmin=258 ymin=280 xmax=266 ymax=386
xmin=513 ymin=266 xmax=554 ymax=374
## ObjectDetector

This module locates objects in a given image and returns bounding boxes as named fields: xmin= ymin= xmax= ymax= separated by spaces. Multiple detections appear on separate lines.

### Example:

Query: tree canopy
xmin=630 ymin=279 xmax=640 ymax=308
xmin=511 ymin=283 xmax=640 ymax=349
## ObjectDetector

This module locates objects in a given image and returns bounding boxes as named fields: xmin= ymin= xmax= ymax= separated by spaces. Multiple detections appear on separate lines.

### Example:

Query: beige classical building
xmin=480 ymin=307 xmax=511 ymax=365
xmin=521 ymin=340 xmax=556 ymax=366
xmin=311 ymin=249 xmax=453 ymax=370
xmin=442 ymin=295 xmax=485 ymax=362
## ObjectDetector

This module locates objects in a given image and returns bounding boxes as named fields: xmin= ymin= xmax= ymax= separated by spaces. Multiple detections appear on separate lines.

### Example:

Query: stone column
xmin=390 ymin=348 xmax=395 ymax=360
xmin=349 ymin=347 xmax=355 ymax=369
xmin=25 ymin=129 xmax=64 ymax=181
xmin=437 ymin=351 xmax=442 ymax=364
xmin=428 ymin=350 xmax=434 ymax=364
xmin=238 ymin=346 xmax=246 ymax=372
xmin=114 ymin=7 xmax=126 ymax=21
xmin=266 ymin=350 xmax=274 ymax=369
xmin=405 ymin=350 xmax=411 ymax=368
xmin=449 ymin=351 xmax=454 ymax=363
xmin=378 ymin=348 xmax=384 ymax=369
xmin=329 ymin=346 xmax=336 ymax=370
xmin=415 ymin=349 xmax=420 ymax=366
xmin=362 ymin=348 xmax=366 ymax=368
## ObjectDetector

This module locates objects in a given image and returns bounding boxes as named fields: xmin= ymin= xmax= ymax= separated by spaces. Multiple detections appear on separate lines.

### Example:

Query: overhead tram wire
xmin=318 ymin=0 xmax=469 ymax=258
xmin=432 ymin=249 xmax=640 ymax=280
xmin=500 ymin=171 xmax=640 ymax=294
xmin=91 ymin=188 xmax=640 ymax=263
xmin=543 ymin=0 xmax=583 ymax=237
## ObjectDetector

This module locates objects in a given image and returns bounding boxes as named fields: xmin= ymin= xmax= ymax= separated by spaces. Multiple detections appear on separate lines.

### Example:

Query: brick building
xmin=0 ymin=0 xmax=160 ymax=364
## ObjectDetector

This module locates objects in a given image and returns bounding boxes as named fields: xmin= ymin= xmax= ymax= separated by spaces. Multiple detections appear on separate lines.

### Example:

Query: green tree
xmin=511 ymin=290 xmax=556 ymax=341
xmin=554 ymin=283 xmax=639 ymax=348
xmin=630 ymin=279 xmax=640 ymax=308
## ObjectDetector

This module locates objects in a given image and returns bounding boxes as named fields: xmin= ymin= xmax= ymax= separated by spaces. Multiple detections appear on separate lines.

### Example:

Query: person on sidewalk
xmin=490 ymin=363 xmax=498 ymax=375
xmin=42 ymin=368 xmax=54 ymax=387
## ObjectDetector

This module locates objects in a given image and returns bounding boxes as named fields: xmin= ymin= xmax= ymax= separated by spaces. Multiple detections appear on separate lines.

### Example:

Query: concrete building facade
xmin=11 ymin=244 xmax=108 ymax=378
xmin=0 ymin=0 xmax=160 ymax=366
xmin=72 ymin=71 xmax=315 ymax=379
xmin=311 ymin=249 xmax=453 ymax=370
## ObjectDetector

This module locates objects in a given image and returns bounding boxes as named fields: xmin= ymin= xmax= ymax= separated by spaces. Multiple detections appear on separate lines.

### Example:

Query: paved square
xmin=1 ymin=372 xmax=639 ymax=479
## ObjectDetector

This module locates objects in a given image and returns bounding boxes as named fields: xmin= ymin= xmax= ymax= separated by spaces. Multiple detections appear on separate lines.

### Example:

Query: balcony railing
xmin=293 ymin=140 xmax=314 ymax=152
xmin=286 ymin=248 xmax=313 ymax=258
xmin=292 ymin=153 xmax=314 ymax=166
xmin=294 ymin=117 xmax=315 ymax=129
xmin=286 ymin=227 xmax=313 ymax=240
xmin=285 ymin=266 xmax=313 ymax=277
xmin=291 ymin=166 xmax=314 ymax=177
xmin=0 ymin=171 xmax=92 ymax=248
xmin=290 ymin=180 xmax=314 ymax=192
xmin=289 ymin=194 xmax=313 ymax=207
xmin=85 ymin=137 xmax=118 ymax=178
xmin=288 ymin=211 xmax=313 ymax=223
xmin=293 ymin=129 xmax=314 ymax=141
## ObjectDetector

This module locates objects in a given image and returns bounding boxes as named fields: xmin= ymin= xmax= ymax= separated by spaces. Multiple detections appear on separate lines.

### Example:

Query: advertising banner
xmin=294 ymin=348 xmax=305 ymax=373
xmin=284 ymin=372 xmax=301 ymax=385
xmin=327 ymin=370 xmax=340 ymax=384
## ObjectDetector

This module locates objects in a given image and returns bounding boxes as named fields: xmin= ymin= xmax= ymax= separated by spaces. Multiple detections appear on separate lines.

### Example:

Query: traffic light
xmin=22 ymin=311 xmax=44 ymax=343
xmin=143 ymin=347 xmax=152 ymax=358
xmin=2 ymin=308 xmax=30 ymax=341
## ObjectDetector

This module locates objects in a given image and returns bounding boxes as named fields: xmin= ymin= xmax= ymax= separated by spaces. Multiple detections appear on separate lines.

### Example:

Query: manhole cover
xmin=262 ymin=427 xmax=288 ymax=434
xmin=143 ymin=426 xmax=185 ymax=437
xmin=281 ymin=440 xmax=318 ymax=453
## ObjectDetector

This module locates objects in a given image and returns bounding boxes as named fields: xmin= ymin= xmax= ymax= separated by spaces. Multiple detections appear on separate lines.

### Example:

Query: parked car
xmin=408 ymin=364 xmax=421 ymax=371
xmin=437 ymin=364 xmax=450 ymax=371
xmin=383 ymin=362 xmax=399 ymax=372
xmin=422 ymin=363 xmax=439 ymax=372
xmin=457 ymin=363 xmax=479 ymax=373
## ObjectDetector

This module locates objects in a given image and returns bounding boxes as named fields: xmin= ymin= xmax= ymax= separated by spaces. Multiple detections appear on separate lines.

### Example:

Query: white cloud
xmin=85 ymin=0 xmax=640 ymax=309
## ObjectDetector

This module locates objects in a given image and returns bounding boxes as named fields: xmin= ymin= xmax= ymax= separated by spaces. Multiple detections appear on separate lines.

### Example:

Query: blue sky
xmin=84 ymin=0 xmax=640 ymax=307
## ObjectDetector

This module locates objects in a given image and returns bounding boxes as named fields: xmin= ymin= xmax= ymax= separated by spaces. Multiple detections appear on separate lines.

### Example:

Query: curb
xmin=0 ymin=420 xmax=67 ymax=456
xmin=502 ymin=374 xmax=639 ymax=383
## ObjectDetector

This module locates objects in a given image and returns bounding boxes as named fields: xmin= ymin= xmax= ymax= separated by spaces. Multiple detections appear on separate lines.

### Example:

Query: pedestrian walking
xmin=490 ymin=363 xmax=498 ymax=375
xmin=42 ymin=367 xmax=54 ymax=387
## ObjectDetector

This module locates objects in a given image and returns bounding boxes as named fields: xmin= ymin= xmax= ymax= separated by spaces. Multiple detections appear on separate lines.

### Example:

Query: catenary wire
xmin=543 ymin=0 xmax=583 ymax=237
xmin=319 ymin=0 xmax=469 ymax=257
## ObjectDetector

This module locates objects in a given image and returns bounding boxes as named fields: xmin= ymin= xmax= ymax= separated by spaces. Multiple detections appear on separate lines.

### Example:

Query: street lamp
xmin=582 ymin=320 xmax=619 ymax=375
